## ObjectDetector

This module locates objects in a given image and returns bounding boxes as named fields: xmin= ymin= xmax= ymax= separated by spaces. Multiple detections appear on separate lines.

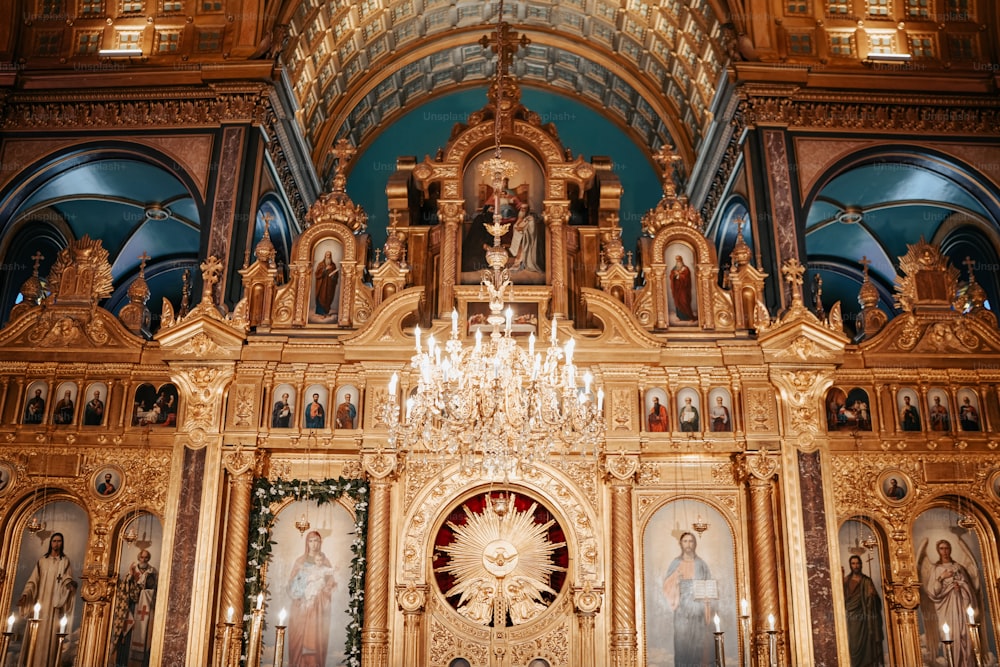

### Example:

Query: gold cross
xmin=479 ymin=20 xmax=530 ymax=79
xmin=962 ymin=256 xmax=977 ymax=279
xmin=781 ymin=258 xmax=805 ymax=287
xmin=329 ymin=138 xmax=356 ymax=167
xmin=31 ymin=251 xmax=44 ymax=272
xmin=859 ymin=255 xmax=871 ymax=278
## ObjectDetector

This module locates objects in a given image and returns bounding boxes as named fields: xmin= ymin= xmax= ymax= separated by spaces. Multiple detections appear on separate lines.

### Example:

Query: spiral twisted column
xmin=218 ymin=449 xmax=256 ymax=666
xmin=741 ymin=451 xmax=782 ymax=667
xmin=362 ymin=453 xmax=397 ymax=667
xmin=606 ymin=454 xmax=638 ymax=667
xmin=438 ymin=201 xmax=463 ymax=318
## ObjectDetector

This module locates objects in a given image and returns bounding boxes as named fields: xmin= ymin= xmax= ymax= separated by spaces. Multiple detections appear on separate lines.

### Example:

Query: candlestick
xmin=739 ymin=602 xmax=751 ymax=667
xmin=966 ymin=608 xmax=983 ymax=667
xmin=941 ymin=637 xmax=955 ymax=667
xmin=54 ymin=619 xmax=69 ymax=667
xmin=273 ymin=610 xmax=288 ymax=667
xmin=0 ymin=620 xmax=12 ymax=667
xmin=766 ymin=616 xmax=778 ymax=667
xmin=217 ymin=614 xmax=234 ymax=667
xmin=714 ymin=616 xmax=726 ymax=667
xmin=246 ymin=603 xmax=265 ymax=667
xmin=19 ymin=617 xmax=39 ymax=667
xmin=32 ymin=603 xmax=39 ymax=621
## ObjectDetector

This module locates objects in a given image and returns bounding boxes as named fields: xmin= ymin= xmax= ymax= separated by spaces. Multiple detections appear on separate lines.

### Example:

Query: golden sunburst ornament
xmin=438 ymin=493 xmax=565 ymax=626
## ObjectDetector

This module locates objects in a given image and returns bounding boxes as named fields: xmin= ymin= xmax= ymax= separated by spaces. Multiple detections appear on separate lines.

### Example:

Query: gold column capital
xmin=395 ymin=582 xmax=427 ymax=613
xmin=362 ymin=451 xmax=398 ymax=480
xmin=573 ymin=581 xmax=603 ymax=615
xmin=604 ymin=451 xmax=639 ymax=483
xmin=737 ymin=449 xmax=780 ymax=483
xmin=222 ymin=446 xmax=257 ymax=477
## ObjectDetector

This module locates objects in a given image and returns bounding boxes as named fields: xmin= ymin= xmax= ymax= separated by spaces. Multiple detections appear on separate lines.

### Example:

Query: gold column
xmin=437 ymin=201 xmax=463 ymax=318
xmin=740 ymin=451 xmax=781 ymax=667
xmin=606 ymin=454 xmax=638 ymax=667
xmin=217 ymin=448 xmax=256 ymax=666
xmin=396 ymin=584 xmax=426 ymax=667
xmin=362 ymin=452 xmax=396 ymax=667
xmin=75 ymin=576 xmax=116 ymax=666
xmin=888 ymin=582 xmax=923 ymax=666
xmin=544 ymin=202 xmax=570 ymax=318
xmin=574 ymin=582 xmax=602 ymax=667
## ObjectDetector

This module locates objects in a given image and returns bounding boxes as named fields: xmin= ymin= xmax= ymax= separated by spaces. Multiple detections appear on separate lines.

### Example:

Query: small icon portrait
xmin=0 ymin=462 xmax=13 ymax=494
xmin=879 ymin=471 xmax=911 ymax=504
xmin=93 ymin=467 xmax=123 ymax=498
xmin=303 ymin=385 xmax=328 ymax=429
xmin=83 ymin=382 xmax=109 ymax=426
xmin=23 ymin=381 xmax=48 ymax=425
xmin=52 ymin=382 xmax=78 ymax=425
xmin=335 ymin=386 xmax=359 ymax=430
xmin=927 ymin=388 xmax=951 ymax=432
xmin=271 ymin=384 xmax=296 ymax=429
xmin=645 ymin=388 xmax=669 ymax=432
xmin=897 ymin=388 xmax=921 ymax=432
xmin=957 ymin=389 xmax=981 ymax=432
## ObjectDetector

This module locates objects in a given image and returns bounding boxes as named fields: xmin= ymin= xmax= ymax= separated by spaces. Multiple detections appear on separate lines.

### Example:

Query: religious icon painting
xmin=0 ymin=461 xmax=14 ymax=495
xmin=309 ymin=239 xmax=344 ymax=324
xmin=82 ymin=381 xmax=109 ymax=427
xmin=896 ymin=387 xmax=921 ymax=432
xmin=707 ymin=388 xmax=733 ymax=433
xmin=826 ymin=387 xmax=872 ymax=431
xmin=642 ymin=498 xmax=736 ymax=667
xmin=877 ymin=469 xmax=911 ymax=504
xmin=334 ymin=385 xmax=359 ymax=430
xmin=261 ymin=498 xmax=355 ymax=667
xmin=92 ymin=465 xmax=124 ymax=499
xmin=22 ymin=380 xmax=48 ymax=426
xmin=10 ymin=499 xmax=88 ymax=666
xmin=52 ymin=381 xmax=78 ymax=426
xmin=675 ymin=387 xmax=701 ymax=433
xmin=926 ymin=387 xmax=952 ymax=433
xmin=644 ymin=387 xmax=669 ymax=433
xmin=110 ymin=513 xmax=163 ymax=667
xmin=664 ymin=242 xmax=698 ymax=326
xmin=131 ymin=382 xmax=178 ymax=428
xmin=912 ymin=506 xmax=997 ymax=662
xmin=302 ymin=384 xmax=329 ymax=429
xmin=836 ymin=519 xmax=889 ymax=667
xmin=956 ymin=388 xmax=982 ymax=432
xmin=270 ymin=383 xmax=297 ymax=429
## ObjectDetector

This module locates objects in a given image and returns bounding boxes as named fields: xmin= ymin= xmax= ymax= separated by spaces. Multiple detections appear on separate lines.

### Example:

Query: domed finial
xmin=127 ymin=251 xmax=151 ymax=306
xmin=730 ymin=216 xmax=752 ymax=268
xmin=254 ymin=213 xmax=277 ymax=266
xmin=857 ymin=256 xmax=879 ymax=309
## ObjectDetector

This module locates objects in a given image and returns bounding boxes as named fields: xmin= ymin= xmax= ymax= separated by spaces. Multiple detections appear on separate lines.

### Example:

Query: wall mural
xmin=837 ymin=519 xmax=889 ymax=667
xmin=10 ymin=500 xmax=89 ymax=667
xmin=913 ymin=505 xmax=997 ymax=667
xmin=644 ymin=498 xmax=736 ymax=667
xmin=246 ymin=477 xmax=369 ymax=667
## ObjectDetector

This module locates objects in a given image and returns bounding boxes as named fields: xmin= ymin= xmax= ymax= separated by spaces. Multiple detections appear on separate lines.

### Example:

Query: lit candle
xmin=565 ymin=338 xmax=575 ymax=365
xmin=33 ymin=603 xmax=40 ymax=620
xmin=256 ymin=592 xmax=264 ymax=611
xmin=6 ymin=614 xmax=13 ymax=633
xmin=59 ymin=616 xmax=67 ymax=634
xmin=597 ymin=388 xmax=604 ymax=411
xmin=414 ymin=325 xmax=421 ymax=353
xmin=768 ymin=613 xmax=775 ymax=631
xmin=741 ymin=598 xmax=749 ymax=618
xmin=505 ymin=308 xmax=512 ymax=333
xmin=388 ymin=372 xmax=398 ymax=395
xmin=967 ymin=606 xmax=975 ymax=624
xmin=451 ymin=309 xmax=458 ymax=336
xmin=714 ymin=614 xmax=721 ymax=633
xmin=279 ymin=608 xmax=287 ymax=626
xmin=942 ymin=622 xmax=951 ymax=642
xmin=551 ymin=315 xmax=557 ymax=345
xmin=584 ymin=371 xmax=593 ymax=394
xmin=226 ymin=606 xmax=234 ymax=623
xmin=406 ymin=396 xmax=414 ymax=420
xmin=528 ymin=333 xmax=535 ymax=356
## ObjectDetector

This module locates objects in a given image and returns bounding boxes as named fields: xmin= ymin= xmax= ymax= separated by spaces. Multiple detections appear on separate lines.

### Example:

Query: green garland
xmin=243 ymin=476 xmax=369 ymax=667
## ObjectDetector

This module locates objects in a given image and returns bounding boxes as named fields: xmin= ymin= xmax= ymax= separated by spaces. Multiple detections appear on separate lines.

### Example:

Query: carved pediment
xmin=579 ymin=288 xmax=664 ymax=359
xmin=758 ymin=320 xmax=849 ymax=364
xmin=0 ymin=306 xmax=143 ymax=360
xmin=156 ymin=315 xmax=247 ymax=360
xmin=47 ymin=235 xmax=114 ymax=306
xmin=862 ymin=311 xmax=1000 ymax=357
xmin=893 ymin=238 xmax=959 ymax=313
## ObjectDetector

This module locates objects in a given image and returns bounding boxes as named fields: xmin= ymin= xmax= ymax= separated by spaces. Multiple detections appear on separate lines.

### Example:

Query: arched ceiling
xmin=276 ymin=0 xmax=732 ymax=181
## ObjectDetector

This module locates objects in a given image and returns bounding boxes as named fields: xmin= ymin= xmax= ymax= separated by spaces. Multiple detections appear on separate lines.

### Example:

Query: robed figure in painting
xmin=920 ymin=539 xmax=980 ymax=667
xmin=669 ymin=255 xmax=695 ymax=321
xmin=843 ymin=555 xmax=884 ymax=667
xmin=662 ymin=532 xmax=713 ymax=667
xmin=648 ymin=397 xmax=668 ymax=432
xmin=314 ymin=250 xmax=340 ymax=318
xmin=288 ymin=530 xmax=337 ymax=667
xmin=19 ymin=533 xmax=78 ymax=667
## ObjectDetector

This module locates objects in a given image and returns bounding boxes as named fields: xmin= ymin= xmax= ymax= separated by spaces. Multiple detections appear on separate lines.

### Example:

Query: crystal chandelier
xmin=381 ymin=0 xmax=605 ymax=478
